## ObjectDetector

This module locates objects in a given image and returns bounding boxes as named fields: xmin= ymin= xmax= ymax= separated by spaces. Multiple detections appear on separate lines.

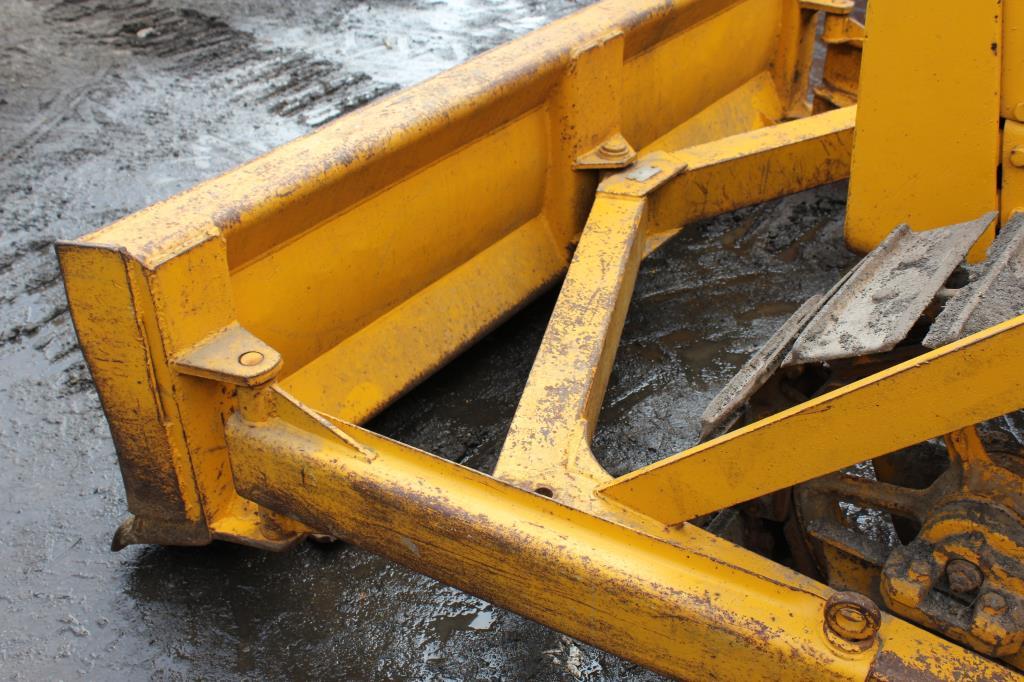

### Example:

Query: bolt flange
xmin=824 ymin=591 xmax=881 ymax=653
xmin=597 ymin=140 xmax=630 ymax=160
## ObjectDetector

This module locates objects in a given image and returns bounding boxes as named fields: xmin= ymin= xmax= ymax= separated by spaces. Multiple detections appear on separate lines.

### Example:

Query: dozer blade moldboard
xmin=55 ymin=0 xmax=1024 ymax=678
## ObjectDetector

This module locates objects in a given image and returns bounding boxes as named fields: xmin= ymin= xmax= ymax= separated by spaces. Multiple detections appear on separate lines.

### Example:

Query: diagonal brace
xmin=599 ymin=314 xmax=1024 ymax=526
xmin=494 ymin=108 xmax=857 ymax=508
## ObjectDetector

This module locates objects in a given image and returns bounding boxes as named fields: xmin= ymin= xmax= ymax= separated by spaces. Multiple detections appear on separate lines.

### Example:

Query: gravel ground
xmin=0 ymin=1 xmax=855 ymax=679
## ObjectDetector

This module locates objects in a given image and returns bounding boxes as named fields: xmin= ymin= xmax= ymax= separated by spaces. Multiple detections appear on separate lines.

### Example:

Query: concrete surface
xmin=0 ymin=1 xmax=855 ymax=679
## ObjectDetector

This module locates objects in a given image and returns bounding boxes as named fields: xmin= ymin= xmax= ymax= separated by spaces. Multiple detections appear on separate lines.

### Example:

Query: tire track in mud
xmin=46 ymin=0 xmax=399 ymax=127
xmin=0 ymin=65 xmax=114 ymax=164
xmin=2 ymin=0 xmax=398 ymax=379
xmin=3 ymin=0 xmax=568 ymax=365
xmin=0 ymin=235 xmax=82 ymax=393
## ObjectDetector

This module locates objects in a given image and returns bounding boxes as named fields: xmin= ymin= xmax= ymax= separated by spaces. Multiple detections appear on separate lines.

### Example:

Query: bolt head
xmin=1015 ymin=102 xmax=1024 ymax=123
xmin=946 ymin=558 xmax=983 ymax=594
xmin=597 ymin=139 xmax=629 ymax=159
xmin=238 ymin=350 xmax=265 ymax=367
xmin=979 ymin=592 xmax=1007 ymax=616
xmin=1010 ymin=146 xmax=1024 ymax=168
xmin=835 ymin=606 xmax=868 ymax=634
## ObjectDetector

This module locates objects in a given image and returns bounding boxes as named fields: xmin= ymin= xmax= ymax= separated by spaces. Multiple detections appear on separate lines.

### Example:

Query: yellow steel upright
xmin=1003 ymin=0 xmax=1024 ymax=223
xmin=845 ymin=0 xmax=1002 ymax=256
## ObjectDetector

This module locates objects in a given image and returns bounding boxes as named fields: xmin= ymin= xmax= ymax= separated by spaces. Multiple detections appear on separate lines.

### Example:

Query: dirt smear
xmin=2 ymin=0 xmax=851 ymax=679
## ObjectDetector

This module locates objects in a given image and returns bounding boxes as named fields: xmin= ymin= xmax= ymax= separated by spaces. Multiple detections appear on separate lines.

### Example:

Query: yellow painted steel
xmin=1004 ymin=121 xmax=1024 ymax=223
xmin=845 ymin=0 xmax=1001 ymax=258
xmin=1005 ymin=0 xmax=1024 ymax=123
xmin=495 ymin=109 xmax=855 ymax=507
xmin=814 ymin=10 xmax=863 ymax=111
xmin=598 ymin=313 xmax=1024 ymax=525
xmin=225 ymin=386 xmax=1011 ymax=682
xmin=55 ymin=0 xmax=1024 ymax=677
xmin=58 ymin=0 xmax=814 ymax=551
xmin=1004 ymin=0 xmax=1024 ymax=224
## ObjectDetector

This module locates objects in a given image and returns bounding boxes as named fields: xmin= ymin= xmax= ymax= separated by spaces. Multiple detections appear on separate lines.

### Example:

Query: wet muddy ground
xmin=1 ymin=1 xmax=855 ymax=679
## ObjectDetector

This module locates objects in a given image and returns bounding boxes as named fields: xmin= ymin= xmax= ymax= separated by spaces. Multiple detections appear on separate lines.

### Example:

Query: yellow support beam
xmin=599 ymin=314 xmax=1024 ymax=526
xmin=226 ymin=387 xmax=1008 ymax=682
xmin=495 ymin=108 xmax=855 ymax=509
xmin=494 ymin=195 xmax=646 ymax=504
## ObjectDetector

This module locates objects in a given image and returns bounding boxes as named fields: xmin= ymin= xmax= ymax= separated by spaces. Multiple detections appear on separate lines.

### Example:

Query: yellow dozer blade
xmin=57 ymin=0 xmax=1024 ymax=678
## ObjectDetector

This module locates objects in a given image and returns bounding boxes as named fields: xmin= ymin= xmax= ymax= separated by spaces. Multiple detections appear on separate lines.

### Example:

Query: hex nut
xmin=946 ymin=558 xmax=983 ymax=594
xmin=979 ymin=592 xmax=1008 ymax=617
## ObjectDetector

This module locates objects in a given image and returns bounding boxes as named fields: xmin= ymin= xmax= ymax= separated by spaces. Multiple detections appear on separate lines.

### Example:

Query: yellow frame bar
xmin=56 ymin=0 xmax=1018 ymax=676
xmin=59 ymin=0 xmax=811 ymax=550
xmin=226 ymin=386 xmax=1008 ymax=681
xmin=599 ymin=312 xmax=1024 ymax=524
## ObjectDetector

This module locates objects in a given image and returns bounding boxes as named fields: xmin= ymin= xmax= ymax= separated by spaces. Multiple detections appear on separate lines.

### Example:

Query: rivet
xmin=1010 ymin=146 xmax=1024 ymax=168
xmin=1014 ymin=102 xmax=1024 ymax=123
xmin=238 ymin=350 xmax=265 ymax=367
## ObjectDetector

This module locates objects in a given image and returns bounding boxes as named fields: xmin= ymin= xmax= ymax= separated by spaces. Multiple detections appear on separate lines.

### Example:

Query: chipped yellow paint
xmin=55 ymin=0 xmax=1024 ymax=677
xmin=599 ymin=314 xmax=1024 ymax=525
xmin=225 ymin=386 xmax=1010 ymax=682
